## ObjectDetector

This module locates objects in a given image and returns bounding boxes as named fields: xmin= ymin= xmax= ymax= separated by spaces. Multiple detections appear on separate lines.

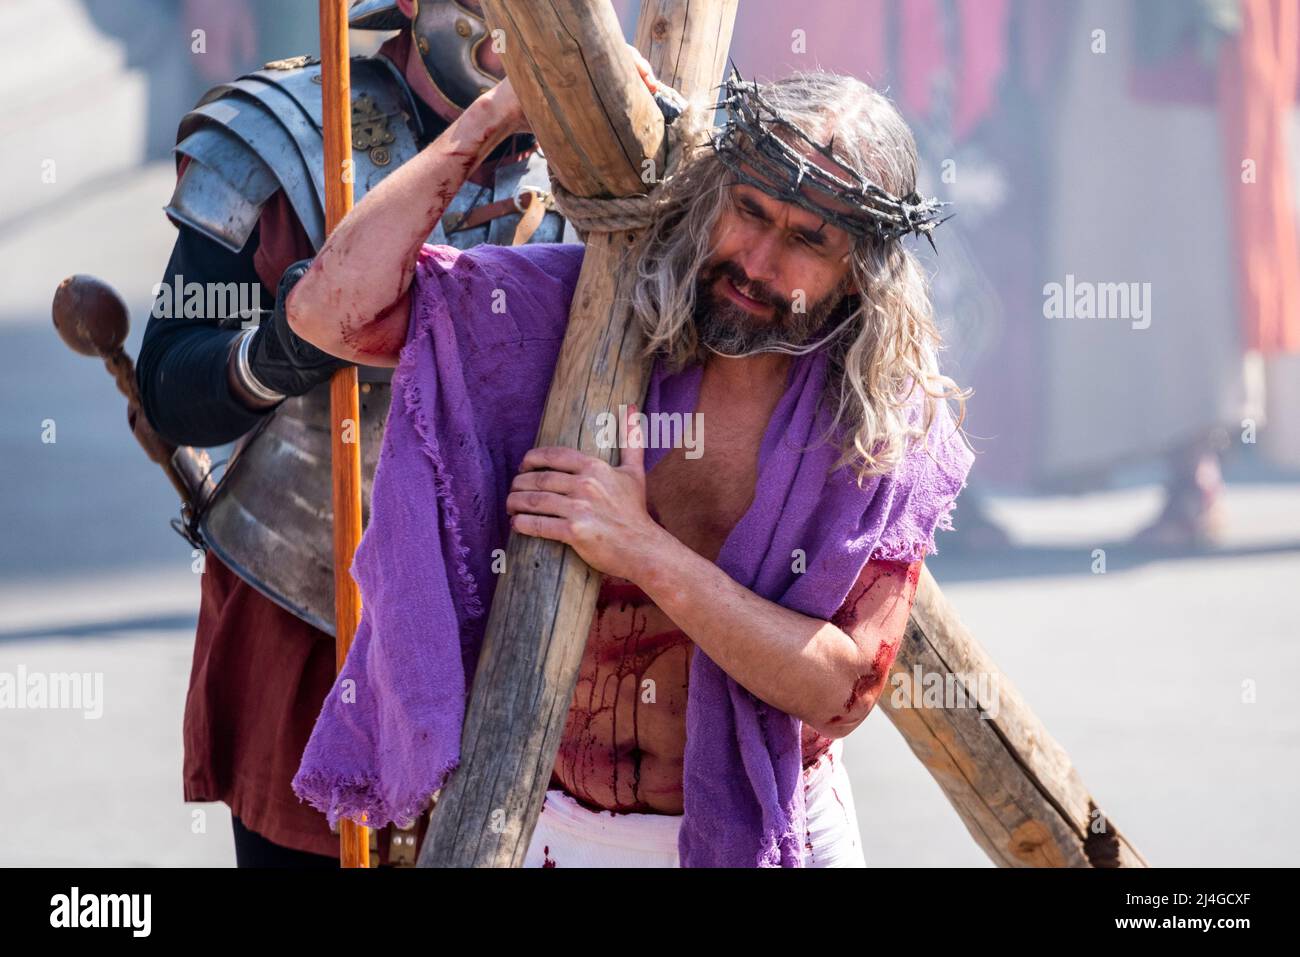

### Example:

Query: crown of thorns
xmin=706 ymin=66 xmax=952 ymax=248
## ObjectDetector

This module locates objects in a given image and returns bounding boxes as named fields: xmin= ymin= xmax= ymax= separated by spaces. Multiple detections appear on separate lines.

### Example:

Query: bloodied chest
xmin=549 ymin=400 xmax=832 ymax=811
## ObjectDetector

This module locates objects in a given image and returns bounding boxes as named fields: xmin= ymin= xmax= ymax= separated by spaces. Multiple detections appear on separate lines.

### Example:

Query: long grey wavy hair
xmin=628 ymin=70 xmax=970 ymax=484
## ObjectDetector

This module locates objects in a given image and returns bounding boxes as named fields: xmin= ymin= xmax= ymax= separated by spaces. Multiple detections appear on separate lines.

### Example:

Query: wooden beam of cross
xmin=416 ymin=0 xmax=738 ymax=868
xmin=887 ymin=565 xmax=1147 ymax=867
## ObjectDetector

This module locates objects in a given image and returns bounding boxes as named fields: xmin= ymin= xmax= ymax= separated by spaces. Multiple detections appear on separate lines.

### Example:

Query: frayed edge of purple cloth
xmin=757 ymin=826 xmax=805 ymax=867
xmin=294 ymin=756 xmax=459 ymax=831
xmin=869 ymin=475 xmax=970 ymax=562
xmin=396 ymin=299 xmax=484 ymax=622
xmin=867 ymin=388 xmax=973 ymax=563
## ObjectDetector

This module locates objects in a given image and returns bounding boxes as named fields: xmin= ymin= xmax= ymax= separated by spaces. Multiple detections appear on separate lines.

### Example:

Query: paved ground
xmin=3 ymin=479 xmax=1297 ymax=867
xmin=2 ymin=3 xmax=1297 ymax=867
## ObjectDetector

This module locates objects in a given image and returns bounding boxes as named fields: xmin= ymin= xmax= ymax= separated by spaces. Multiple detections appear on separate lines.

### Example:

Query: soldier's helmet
xmin=349 ymin=0 xmax=504 ymax=113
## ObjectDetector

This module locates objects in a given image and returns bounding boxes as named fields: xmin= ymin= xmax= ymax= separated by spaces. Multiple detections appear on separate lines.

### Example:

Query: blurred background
xmin=1 ymin=0 xmax=1297 ymax=866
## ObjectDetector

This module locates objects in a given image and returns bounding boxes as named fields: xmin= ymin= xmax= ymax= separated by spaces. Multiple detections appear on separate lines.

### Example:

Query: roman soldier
xmin=134 ymin=0 xmax=577 ymax=866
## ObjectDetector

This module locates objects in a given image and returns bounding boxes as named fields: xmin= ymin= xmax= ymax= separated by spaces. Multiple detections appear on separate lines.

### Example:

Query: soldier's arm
xmin=286 ymin=77 xmax=523 ymax=365
xmin=136 ymin=222 xmax=280 ymax=448
xmin=138 ymin=170 xmax=339 ymax=449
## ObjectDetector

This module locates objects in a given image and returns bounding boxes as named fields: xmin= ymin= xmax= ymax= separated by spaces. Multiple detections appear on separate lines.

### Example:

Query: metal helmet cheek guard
xmin=412 ymin=0 xmax=503 ymax=113
xmin=349 ymin=0 xmax=502 ymax=112
xmin=348 ymin=0 xmax=408 ymax=30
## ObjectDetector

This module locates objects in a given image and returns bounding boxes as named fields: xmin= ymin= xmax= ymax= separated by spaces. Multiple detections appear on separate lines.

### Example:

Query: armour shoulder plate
xmin=166 ymin=55 xmax=423 ymax=252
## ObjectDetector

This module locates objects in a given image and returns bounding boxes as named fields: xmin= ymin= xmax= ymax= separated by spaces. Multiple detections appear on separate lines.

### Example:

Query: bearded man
xmin=288 ymin=60 xmax=973 ymax=868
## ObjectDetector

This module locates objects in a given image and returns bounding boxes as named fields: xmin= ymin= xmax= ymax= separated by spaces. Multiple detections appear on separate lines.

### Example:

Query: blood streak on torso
xmin=549 ymin=398 xmax=833 ymax=814
xmin=550 ymin=568 xmax=835 ymax=815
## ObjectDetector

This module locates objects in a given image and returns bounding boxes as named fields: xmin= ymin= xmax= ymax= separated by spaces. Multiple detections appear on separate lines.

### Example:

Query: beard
xmin=691 ymin=257 xmax=855 ymax=357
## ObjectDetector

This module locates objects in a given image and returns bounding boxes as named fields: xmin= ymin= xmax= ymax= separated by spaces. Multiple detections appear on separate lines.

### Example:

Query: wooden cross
xmin=414 ymin=0 xmax=1146 ymax=868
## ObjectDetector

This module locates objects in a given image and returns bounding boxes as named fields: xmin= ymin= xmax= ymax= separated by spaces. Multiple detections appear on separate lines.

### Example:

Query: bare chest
xmin=645 ymin=449 xmax=755 ymax=562
xmin=644 ymin=392 xmax=774 ymax=561
xmin=553 ymin=369 xmax=805 ymax=811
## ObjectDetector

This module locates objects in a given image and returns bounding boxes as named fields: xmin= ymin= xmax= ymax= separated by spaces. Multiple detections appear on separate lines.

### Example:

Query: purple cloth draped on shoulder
xmin=292 ymin=240 xmax=974 ymax=867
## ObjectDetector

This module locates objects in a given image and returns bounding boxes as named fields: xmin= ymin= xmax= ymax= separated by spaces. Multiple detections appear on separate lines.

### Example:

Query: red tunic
xmin=184 ymin=553 xmax=339 ymax=856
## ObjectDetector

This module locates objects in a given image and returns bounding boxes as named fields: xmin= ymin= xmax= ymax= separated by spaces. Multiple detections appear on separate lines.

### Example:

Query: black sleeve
xmin=136 ymin=222 xmax=279 ymax=448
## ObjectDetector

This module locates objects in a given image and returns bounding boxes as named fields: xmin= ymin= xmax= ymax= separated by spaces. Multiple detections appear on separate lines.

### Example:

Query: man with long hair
xmin=288 ymin=59 xmax=974 ymax=867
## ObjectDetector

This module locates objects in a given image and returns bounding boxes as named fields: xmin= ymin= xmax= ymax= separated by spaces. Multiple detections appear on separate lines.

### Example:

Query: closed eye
xmin=738 ymin=197 xmax=830 ymax=251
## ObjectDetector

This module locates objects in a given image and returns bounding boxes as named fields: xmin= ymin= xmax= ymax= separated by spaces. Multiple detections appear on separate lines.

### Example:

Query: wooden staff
xmin=318 ymin=0 xmax=369 ymax=869
xmin=418 ymin=0 xmax=738 ymax=868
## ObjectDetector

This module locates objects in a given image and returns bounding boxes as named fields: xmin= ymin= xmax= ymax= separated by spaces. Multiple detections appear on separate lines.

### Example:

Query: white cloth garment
xmin=523 ymin=738 xmax=866 ymax=867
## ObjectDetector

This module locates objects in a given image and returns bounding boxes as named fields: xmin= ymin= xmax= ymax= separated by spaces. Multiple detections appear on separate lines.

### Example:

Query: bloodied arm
xmin=508 ymin=412 xmax=923 ymax=737
xmin=516 ymin=462 xmax=921 ymax=733
xmin=639 ymin=547 xmax=920 ymax=738
xmin=285 ymin=79 xmax=525 ymax=365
